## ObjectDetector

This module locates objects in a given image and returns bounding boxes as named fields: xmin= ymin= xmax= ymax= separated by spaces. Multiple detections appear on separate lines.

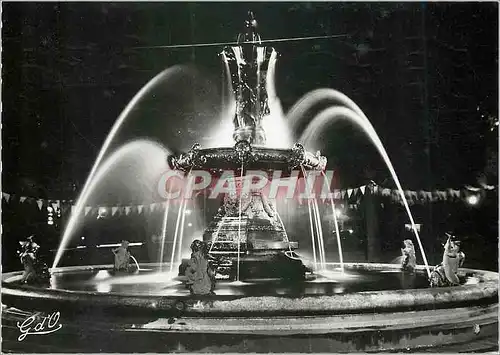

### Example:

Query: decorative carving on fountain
xmin=222 ymin=11 xmax=272 ymax=145
xmin=168 ymin=143 xmax=202 ymax=171
xmin=169 ymin=143 xmax=327 ymax=173
xmin=245 ymin=190 xmax=276 ymax=220
xmin=288 ymin=143 xmax=327 ymax=171
xmin=17 ymin=236 xmax=50 ymax=285
xmin=204 ymin=187 xmax=288 ymax=254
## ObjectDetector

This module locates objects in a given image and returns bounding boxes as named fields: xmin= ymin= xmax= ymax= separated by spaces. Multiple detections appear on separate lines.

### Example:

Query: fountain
xmin=171 ymin=14 xmax=325 ymax=282
xmin=2 ymin=13 xmax=498 ymax=353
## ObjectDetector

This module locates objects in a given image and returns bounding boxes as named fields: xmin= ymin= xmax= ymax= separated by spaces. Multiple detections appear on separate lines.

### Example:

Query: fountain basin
xmin=167 ymin=143 xmax=326 ymax=174
xmin=2 ymin=263 xmax=497 ymax=352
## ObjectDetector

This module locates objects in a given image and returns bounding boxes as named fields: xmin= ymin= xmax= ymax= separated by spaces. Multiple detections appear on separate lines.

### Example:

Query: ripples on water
xmin=45 ymin=267 xmax=442 ymax=297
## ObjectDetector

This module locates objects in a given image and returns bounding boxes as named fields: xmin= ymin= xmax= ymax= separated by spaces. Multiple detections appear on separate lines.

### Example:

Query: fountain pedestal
xmin=179 ymin=188 xmax=308 ymax=281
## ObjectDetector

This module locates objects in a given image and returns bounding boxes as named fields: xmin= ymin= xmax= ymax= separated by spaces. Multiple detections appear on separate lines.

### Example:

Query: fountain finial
xmin=221 ymin=12 xmax=273 ymax=145
xmin=238 ymin=11 xmax=260 ymax=44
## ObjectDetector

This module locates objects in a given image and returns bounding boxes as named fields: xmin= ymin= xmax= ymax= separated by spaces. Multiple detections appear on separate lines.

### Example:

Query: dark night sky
xmin=2 ymin=2 xmax=498 ymax=199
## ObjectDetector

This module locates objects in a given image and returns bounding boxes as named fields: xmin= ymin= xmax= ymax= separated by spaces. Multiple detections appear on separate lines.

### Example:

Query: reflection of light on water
xmin=211 ymin=288 xmax=240 ymax=296
xmin=334 ymin=286 xmax=345 ymax=294
xmin=464 ymin=277 xmax=480 ymax=285
xmin=92 ymin=271 xmax=182 ymax=289
xmin=311 ymin=270 xmax=361 ymax=283
xmin=96 ymin=282 xmax=112 ymax=293
xmin=275 ymin=288 xmax=288 ymax=295
xmin=228 ymin=280 xmax=251 ymax=286
xmin=93 ymin=270 xmax=111 ymax=280
xmin=115 ymin=272 xmax=181 ymax=286
xmin=4 ymin=275 xmax=23 ymax=283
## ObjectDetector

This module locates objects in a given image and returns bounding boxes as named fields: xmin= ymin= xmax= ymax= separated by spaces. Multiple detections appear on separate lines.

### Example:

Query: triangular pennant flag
xmin=36 ymin=199 xmax=43 ymax=210
xmin=51 ymin=201 xmax=60 ymax=212
xmin=341 ymin=190 xmax=346 ymax=199
xmin=85 ymin=207 xmax=92 ymax=216
xmin=391 ymin=190 xmax=400 ymax=202
xmin=381 ymin=188 xmax=391 ymax=197
xmin=360 ymin=185 xmax=366 ymax=195
xmin=408 ymin=191 xmax=418 ymax=204
xmin=137 ymin=205 xmax=144 ymax=214
xmin=437 ymin=190 xmax=447 ymax=201
xmin=3 ymin=193 xmax=10 ymax=202
xmin=347 ymin=189 xmax=353 ymax=198
xmin=112 ymin=207 xmax=119 ymax=216
xmin=125 ymin=206 xmax=131 ymax=215
xmin=61 ymin=204 xmax=69 ymax=214
xmin=149 ymin=203 xmax=156 ymax=213
xmin=20 ymin=196 xmax=27 ymax=203
xmin=333 ymin=190 xmax=340 ymax=199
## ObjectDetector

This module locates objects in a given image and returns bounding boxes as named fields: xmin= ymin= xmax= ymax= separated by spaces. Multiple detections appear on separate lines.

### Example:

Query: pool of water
xmin=38 ymin=267 xmax=450 ymax=296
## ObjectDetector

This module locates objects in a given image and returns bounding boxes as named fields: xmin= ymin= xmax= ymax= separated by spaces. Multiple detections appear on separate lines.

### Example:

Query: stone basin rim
xmin=3 ymin=262 xmax=498 ymax=315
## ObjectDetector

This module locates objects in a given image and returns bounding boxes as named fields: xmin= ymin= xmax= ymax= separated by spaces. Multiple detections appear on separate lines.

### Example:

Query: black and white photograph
xmin=1 ymin=2 xmax=498 ymax=353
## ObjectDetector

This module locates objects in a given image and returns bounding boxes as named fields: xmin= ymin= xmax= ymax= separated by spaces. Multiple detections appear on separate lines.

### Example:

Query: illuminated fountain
xmin=2 ymin=13 xmax=497 ymax=353
xmin=169 ymin=14 xmax=329 ymax=281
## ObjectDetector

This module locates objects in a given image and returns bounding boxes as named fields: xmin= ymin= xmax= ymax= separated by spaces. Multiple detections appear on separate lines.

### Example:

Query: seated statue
xmin=401 ymin=239 xmax=416 ymax=273
xmin=112 ymin=240 xmax=131 ymax=272
xmin=429 ymin=233 xmax=465 ymax=287
xmin=184 ymin=240 xmax=216 ymax=295
xmin=18 ymin=235 xmax=50 ymax=285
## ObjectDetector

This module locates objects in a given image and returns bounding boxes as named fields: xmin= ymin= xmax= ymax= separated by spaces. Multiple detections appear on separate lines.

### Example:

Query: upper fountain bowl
xmin=168 ymin=141 xmax=327 ymax=175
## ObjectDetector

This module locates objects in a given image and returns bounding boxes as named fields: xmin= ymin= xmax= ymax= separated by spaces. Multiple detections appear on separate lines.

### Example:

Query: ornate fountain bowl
xmin=167 ymin=142 xmax=327 ymax=174
xmin=1 ymin=264 xmax=498 ymax=352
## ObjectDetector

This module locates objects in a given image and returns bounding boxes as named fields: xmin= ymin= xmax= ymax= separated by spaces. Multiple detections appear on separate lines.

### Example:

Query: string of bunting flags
xmin=1 ymin=183 xmax=495 ymax=217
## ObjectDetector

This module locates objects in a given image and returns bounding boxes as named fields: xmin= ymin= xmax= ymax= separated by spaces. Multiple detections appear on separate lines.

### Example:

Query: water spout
xmin=176 ymin=200 xmax=188 ymax=266
xmin=301 ymin=166 xmax=328 ymax=270
xmin=300 ymin=105 xmax=431 ymax=277
xmin=53 ymin=66 xmax=186 ymax=268
xmin=312 ymin=198 xmax=326 ymax=269
xmin=53 ymin=140 xmax=170 ymax=268
xmin=262 ymin=49 xmax=292 ymax=149
xmin=170 ymin=195 xmax=187 ymax=274
xmin=159 ymin=200 xmax=171 ymax=271
xmin=237 ymin=163 xmax=244 ymax=282
xmin=287 ymin=88 xmax=366 ymax=133
xmin=321 ymin=170 xmax=344 ymax=274
xmin=305 ymin=191 xmax=318 ymax=269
